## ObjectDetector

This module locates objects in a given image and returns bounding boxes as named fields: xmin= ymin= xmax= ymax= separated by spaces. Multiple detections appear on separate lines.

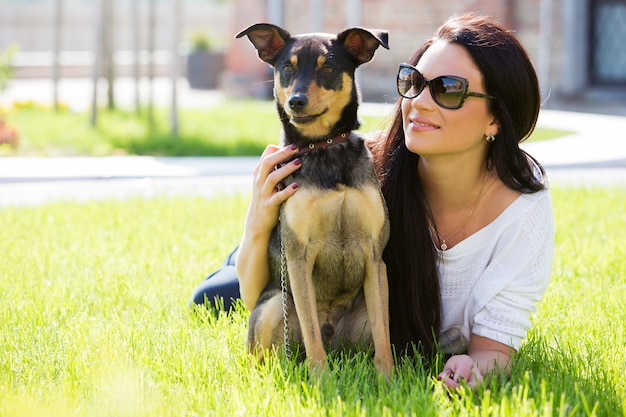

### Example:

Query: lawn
xmin=1 ymin=186 xmax=625 ymax=416
xmin=0 ymin=101 xmax=570 ymax=157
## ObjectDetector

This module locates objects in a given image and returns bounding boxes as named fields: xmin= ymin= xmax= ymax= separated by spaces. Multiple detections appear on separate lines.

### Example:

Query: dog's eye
xmin=322 ymin=66 xmax=334 ymax=75
xmin=282 ymin=65 xmax=294 ymax=73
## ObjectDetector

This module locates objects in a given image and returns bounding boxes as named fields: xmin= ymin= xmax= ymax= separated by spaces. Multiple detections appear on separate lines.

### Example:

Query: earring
xmin=486 ymin=134 xmax=496 ymax=142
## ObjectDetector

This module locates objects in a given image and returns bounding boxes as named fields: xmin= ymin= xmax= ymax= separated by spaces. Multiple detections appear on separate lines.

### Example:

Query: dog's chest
xmin=278 ymin=185 xmax=387 ymax=299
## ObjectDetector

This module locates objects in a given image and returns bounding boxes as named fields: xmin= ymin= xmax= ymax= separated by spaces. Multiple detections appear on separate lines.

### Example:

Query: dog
xmin=237 ymin=23 xmax=393 ymax=377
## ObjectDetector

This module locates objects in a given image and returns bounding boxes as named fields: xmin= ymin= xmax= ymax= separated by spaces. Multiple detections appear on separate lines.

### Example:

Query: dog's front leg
xmin=364 ymin=258 xmax=394 ymax=377
xmin=287 ymin=255 xmax=327 ymax=376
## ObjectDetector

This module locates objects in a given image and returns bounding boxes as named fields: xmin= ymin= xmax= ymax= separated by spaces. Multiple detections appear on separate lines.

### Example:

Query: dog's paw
xmin=374 ymin=353 xmax=394 ymax=378
xmin=307 ymin=357 xmax=329 ymax=379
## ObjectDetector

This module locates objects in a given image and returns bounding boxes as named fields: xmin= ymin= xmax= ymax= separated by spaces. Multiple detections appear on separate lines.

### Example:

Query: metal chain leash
xmin=279 ymin=233 xmax=292 ymax=361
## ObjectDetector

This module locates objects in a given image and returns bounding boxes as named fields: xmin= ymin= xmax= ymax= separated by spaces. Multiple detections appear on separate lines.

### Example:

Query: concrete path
xmin=523 ymin=109 xmax=626 ymax=187
xmin=0 ymin=157 xmax=256 ymax=207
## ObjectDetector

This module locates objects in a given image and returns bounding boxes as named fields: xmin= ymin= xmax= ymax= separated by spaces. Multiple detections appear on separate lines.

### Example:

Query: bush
xmin=0 ymin=46 xmax=17 ymax=92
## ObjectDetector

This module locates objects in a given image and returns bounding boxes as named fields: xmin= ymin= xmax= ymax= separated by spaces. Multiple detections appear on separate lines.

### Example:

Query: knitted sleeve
xmin=471 ymin=191 xmax=554 ymax=350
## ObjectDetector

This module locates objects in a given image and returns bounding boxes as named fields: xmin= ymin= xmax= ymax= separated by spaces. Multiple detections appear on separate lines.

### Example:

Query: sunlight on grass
xmin=527 ymin=127 xmax=573 ymax=142
xmin=1 ymin=187 xmax=624 ymax=416
xmin=2 ymin=100 xmax=569 ymax=156
xmin=3 ymin=100 xmax=282 ymax=156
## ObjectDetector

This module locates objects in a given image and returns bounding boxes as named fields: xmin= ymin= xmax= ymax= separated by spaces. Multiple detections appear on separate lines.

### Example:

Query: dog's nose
xmin=288 ymin=94 xmax=308 ymax=111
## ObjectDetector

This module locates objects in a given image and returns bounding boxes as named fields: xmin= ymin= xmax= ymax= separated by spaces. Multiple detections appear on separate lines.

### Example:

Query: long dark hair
xmin=372 ymin=14 xmax=546 ymax=356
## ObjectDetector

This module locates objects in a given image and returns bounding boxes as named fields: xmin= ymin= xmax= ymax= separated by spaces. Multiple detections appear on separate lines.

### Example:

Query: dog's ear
xmin=236 ymin=23 xmax=291 ymax=66
xmin=337 ymin=28 xmax=389 ymax=66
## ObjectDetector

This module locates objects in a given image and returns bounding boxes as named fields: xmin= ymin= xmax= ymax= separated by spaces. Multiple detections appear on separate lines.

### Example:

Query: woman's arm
xmin=235 ymin=144 xmax=302 ymax=310
xmin=439 ymin=191 xmax=554 ymax=390
xmin=468 ymin=335 xmax=513 ymax=374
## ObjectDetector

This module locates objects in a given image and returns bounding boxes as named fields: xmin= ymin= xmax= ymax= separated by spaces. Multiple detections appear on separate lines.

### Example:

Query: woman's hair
xmin=372 ymin=13 xmax=546 ymax=356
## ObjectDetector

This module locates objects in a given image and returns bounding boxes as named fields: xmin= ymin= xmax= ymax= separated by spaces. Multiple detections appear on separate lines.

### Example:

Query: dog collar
xmin=274 ymin=132 xmax=352 ymax=190
xmin=296 ymin=132 xmax=351 ymax=156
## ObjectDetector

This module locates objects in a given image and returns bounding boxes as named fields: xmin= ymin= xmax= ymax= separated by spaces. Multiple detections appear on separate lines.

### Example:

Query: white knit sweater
xmin=437 ymin=188 xmax=554 ymax=353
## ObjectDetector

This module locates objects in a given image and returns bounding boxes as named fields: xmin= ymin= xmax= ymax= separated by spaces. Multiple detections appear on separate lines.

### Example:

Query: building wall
xmin=225 ymin=0 xmax=275 ymax=98
xmin=0 ymin=1 xmax=232 ymax=52
xmin=233 ymin=0 xmax=625 ymax=112
xmin=3 ymin=0 xmax=626 ymax=112
xmin=228 ymin=0 xmax=545 ymax=102
xmin=0 ymin=0 xmax=560 ymax=94
xmin=0 ymin=0 xmax=232 ymax=78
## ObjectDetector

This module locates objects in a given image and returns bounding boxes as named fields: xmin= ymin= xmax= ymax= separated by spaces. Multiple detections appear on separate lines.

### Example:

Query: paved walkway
xmin=1 ymin=78 xmax=625 ymax=207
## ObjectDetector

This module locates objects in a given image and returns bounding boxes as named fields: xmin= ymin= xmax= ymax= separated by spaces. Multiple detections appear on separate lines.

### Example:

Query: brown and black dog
xmin=237 ymin=23 xmax=393 ymax=376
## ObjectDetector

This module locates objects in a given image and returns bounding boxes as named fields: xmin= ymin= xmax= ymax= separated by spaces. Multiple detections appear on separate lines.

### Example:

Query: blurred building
xmin=225 ymin=0 xmax=626 ymax=114
xmin=1 ymin=0 xmax=625 ymax=114
xmin=0 ymin=0 xmax=232 ymax=78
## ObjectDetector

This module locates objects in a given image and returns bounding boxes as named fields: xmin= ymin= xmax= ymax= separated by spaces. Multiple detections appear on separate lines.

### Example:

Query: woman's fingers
xmin=267 ymin=157 xmax=302 ymax=191
xmin=244 ymin=143 xmax=302 ymax=233
xmin=255 ymin=144 xmax=298 ymax=180
xmin=253 ymin=144 xmax=300 ymax=195
xmin=269 ymin=175 xmax=300 ymax=206
xmin=438 ymin=355 xmax=482 ymax=390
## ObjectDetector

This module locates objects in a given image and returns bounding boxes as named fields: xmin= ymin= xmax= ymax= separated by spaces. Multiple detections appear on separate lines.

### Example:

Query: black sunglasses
xmin=397 ymin=63 xmax=495 ymax=110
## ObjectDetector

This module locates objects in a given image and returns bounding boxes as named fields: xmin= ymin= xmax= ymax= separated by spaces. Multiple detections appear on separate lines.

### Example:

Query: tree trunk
xmin=52 ymin=0 xmax=62 ymax=111
xmin=90 ymin=0 xmax=104 ymax=126
xmin=169 ymin=0 xmax=180 ymax=137
xmin=147 ymin=0 xmax=156 ymax=130
xmin=103 ymin=0 xmax=115 ymax=110
xmin=131 ymin=0 xmax=140 ymax=114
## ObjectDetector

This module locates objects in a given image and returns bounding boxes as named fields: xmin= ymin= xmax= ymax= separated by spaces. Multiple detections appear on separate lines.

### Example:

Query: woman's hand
xmin=245 ymin=143 xmax=302 ymax=235
xmin=437 ymin=335 xmax=512 ymax=390
xmin=438 ymin=354 xmax=483 ymax=390
xmin=236 ymin=143 xmax=302 ymax=310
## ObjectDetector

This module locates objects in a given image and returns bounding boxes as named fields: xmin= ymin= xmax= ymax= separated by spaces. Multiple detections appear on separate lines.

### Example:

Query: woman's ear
xmin=486 ymin=118 xmax=500 ymax=137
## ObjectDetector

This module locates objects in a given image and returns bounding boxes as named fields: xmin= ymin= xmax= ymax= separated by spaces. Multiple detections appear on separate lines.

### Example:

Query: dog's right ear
xmin=235 ymin=23 xmax=291 ymax=66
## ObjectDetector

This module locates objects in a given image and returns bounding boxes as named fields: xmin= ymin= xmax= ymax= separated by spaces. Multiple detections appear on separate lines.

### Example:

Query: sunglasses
xmin=397 ymin=63 xmax=495 ymax=109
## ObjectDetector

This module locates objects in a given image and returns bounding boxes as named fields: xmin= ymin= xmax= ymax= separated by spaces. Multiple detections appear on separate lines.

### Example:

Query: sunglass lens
xmin=397 ymin=66 xmax=424 ymax=98
xmin=432 ymin=76 xmax=466 ymax=109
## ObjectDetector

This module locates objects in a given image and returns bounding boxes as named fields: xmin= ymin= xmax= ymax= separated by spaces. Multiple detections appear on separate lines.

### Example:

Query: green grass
xmin=1 ymin=186 xmax=625 ymax=416
xmin=2 ymin=100 xmax=282 ymax=156
xmin=527 ymin=127 xmax=572 ymax=142
xmin=1 ymin=101 xmax=568 ymax=156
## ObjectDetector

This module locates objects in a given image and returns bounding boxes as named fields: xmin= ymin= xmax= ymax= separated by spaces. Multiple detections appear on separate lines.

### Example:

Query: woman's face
xmin=401 ymin=40 xmax=498 ymax=162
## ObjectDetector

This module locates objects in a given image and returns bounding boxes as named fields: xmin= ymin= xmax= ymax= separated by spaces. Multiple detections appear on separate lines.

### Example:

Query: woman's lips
xmin=409 ymin=117 xmax=440 ymax=131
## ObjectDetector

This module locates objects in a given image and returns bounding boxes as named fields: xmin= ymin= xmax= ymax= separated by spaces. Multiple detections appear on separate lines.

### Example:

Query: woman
xmin=191 ymin=14 xmax=554 ymax=390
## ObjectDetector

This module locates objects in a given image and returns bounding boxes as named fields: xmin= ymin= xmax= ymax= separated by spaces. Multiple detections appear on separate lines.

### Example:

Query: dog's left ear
xmin=337 ymin=28 xmax=389 ymax=66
